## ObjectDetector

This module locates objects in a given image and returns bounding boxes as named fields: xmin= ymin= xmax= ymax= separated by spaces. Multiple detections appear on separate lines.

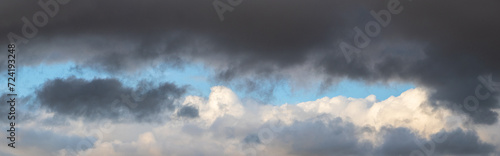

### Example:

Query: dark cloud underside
xmin=177 ymin=105 xmax=200 ymax=118
xmin=36 ymin=77 xmax=186 ymax=121
xmin=270 ymin=117 xmax=495 ymax=156
xmin=2 ymin=0 xmax=500 ymax=124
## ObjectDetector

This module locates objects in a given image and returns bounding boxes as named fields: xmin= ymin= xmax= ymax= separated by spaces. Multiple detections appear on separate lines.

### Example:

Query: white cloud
xmin=2 ymin=86 xmax=497 ymax=156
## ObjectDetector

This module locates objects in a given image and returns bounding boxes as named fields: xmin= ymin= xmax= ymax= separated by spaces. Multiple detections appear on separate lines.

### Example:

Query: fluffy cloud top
xmin=4 ymin=86 xmax=498 ymax=156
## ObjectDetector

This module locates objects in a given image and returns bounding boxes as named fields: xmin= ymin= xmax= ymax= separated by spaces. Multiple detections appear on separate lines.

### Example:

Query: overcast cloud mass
xmin=1 ymin=0 xmax=500 ymax=155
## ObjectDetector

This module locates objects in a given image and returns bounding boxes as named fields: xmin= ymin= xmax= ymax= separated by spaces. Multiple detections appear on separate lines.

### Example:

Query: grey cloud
xmin=181 ymin=123 xmax=205 ymax=137
xmin=375 ymin=127 xmax=424 ymax=156
xmin=36 ymin=77 xmax=186 ymax=122
xmin=433 ymin=129 xmax=496 ymax=155
xmin=375 ymin=127 xmax=496 ymax=156
xmin=177 ymin=105 xmax=199 ymax=118
xmin=275 ymin=116 xmax=373 ymax=156
xmin=0 ymin=151 xmax=14 ymax=156
xmin=243 ymin=133 xmax=261 ymax=144
xmin=2 ymin=0 xmax=500 ymax=123
xmin=0 ymin=0 xmax=360 ymax=76
xmin=22 ymin=129 xmax=94 ymax=154
xmin=255 ymin=116 xmax=496 ymax=156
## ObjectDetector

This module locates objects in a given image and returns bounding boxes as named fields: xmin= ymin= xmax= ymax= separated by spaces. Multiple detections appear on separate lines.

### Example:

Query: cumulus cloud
xmin=84 ymin=86 xmax=500 ymax=155
xmin=4 ymin=86 xmax=498 ymax=156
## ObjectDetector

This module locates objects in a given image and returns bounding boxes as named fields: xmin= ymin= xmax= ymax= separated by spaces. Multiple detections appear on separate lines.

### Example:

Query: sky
xmin=1 ymin=0 xmax=500 ymax=156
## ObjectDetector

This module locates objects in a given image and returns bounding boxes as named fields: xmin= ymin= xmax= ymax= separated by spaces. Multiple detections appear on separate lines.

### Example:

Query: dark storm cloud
xmin=276 ymin=117 xmax=496 ymax=156
xmin=433 ymin=129 xmax=496 ymax=155
xmin=0 ymin=0 xmax=365 ymax=70
xmin=36 ymin=77 xmax=186 ymax=121
xmin=375 ymin=127 xmax=496 ymax=156
xmin=374 ymin=127 xmax=425 ymax=155
xmin=277 ymin=117 xmax=373 ymax=156
xmin=177 ymin=105 xmax=199 ymax=118
xmin=261 ymin=116 xmax=496 ymax=155
xmin=2 ymin=0 xmax=500 ymax=123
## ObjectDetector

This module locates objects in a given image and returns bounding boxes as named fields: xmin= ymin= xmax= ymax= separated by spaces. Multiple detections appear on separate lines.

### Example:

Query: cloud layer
xmin=2 ymin=0 xmax=499 ymax=124
xmin=4 ymin=86 xmax=499 ymax=156
xmin=2 ymin=0 xmax=500 ymax=155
